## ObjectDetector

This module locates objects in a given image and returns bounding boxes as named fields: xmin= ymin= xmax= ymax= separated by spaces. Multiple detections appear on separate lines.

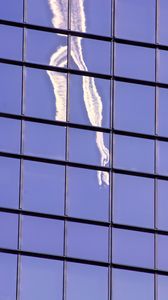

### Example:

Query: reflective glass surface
xmin=0 ymin=252 xmax=17 ymax=300
xmin=0 ymin=25 xmax=23 ymax=60
xmin=157 ymin=179 xmax=168 ymax=230
xmin=0 ymin=117 xmax=21 ymax=154
xmin=157 ymin=88 xmax=168 ymax=137
xmin=157 ymin=141 xmax=168 ymax=175
xmin=158 ymin=234 xmax=168 ymax=271
xmin=0 ymin=0 xmax=23 ymax=22
xmin=0 ymin=212 xmax=18 ymax=249
xmin=158 ymin=0 xmax=168 ymax=45
xmin=158 ymin=275 xmax=168 ymax=300
xmin=158 ymin=50 xmax=168 ymax=84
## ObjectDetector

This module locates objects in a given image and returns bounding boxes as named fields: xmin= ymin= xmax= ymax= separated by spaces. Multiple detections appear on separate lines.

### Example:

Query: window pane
xmin=69 ymin=74 xmax=111 ymax=128
xmin=0 ymin=157 xmax=20 ymax=209
xmin=0 ymin=252 xmax=17 ymax=300
xmin=26 ymin=0 xmax=68 ymax=29
xmin=158 ymin=275 xmax=168 ymax=300
xmin=112 ymin=228 xmax=154 ymax=268
xmin=70 ymin=36 xmax=111 ymax=74
xmin=23 ymin=121 xmax=66 ymax=160
xmin=22 ymin=160 xmax=65 ymax=215
xmin=0 ymin=118 xmax=21 ymax=154
xmin=115 ymin=0 xmax=155 ymax=42
xmin=157 ymin=88 xmax=168 ymax=136
xmin=69 ymin=128 xmax=110 ymax=170
xmin=157 ymin=179 xmax=168 ymax=230
xmin=0 ymin=63 xmax=22 ymax=114
xmin=67 ymin=166 xmax=109 ymax=221
xmin=71 ymin=0 xmax=112 ymax=36
xmin=115 ymin=43 xmax=155 ymax=81
xmin=114 ymin=82 xmax=155 ymax=134
xmin=157 ymin=141 xmax=168 ymax=175
xmin=67 ymin=222 xmax=108 ymax=262
xmin=0 ymin=212 xmax=18 ymax=249
xmin=113 ymin=269 xmax=154 ymax=300
xmin=25 ymin=29 xmax=67 ymax=67
xmin=24 ymin=67 xmax=67 ymax=122
xmin=114 ymin=135 xmax=154 ymax=173
xmin=158 ymin=234 xmax=168 ymax=271
xmin=20 ymin=256 xmax=63 ymax=300
xmin=66 ymin=262 xmax=108 ymax=300
xmin=113 ymin=174 xmax=154 ymax=228
xmin=158 ymin=0 xmax=168 ymax=45
xmin=0 ymin=25 xmax=23 ymax=60
xmin=0 ymin=0 xmax=23 ymax=21
xmin=21 ymin=215 xmax=64 ymax=255
xmin=158 ymin=50 xmax=168 ymax=84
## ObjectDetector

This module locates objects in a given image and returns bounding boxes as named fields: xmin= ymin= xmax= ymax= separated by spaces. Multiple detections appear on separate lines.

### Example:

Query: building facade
xmin=1 ymin=0 xmax=168 ymax=299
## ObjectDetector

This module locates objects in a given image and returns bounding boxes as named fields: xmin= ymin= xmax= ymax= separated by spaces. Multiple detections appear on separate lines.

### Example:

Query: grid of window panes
xmin=1 ymin=0 xmax=168 ymax=300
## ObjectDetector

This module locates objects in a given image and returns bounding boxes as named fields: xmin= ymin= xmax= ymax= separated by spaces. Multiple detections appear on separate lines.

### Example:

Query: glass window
xmin=21 ymin=215 xmax=64 ymax=255
xmin=0 ymin=117 xmax=21 ymax=154
xmin=0 ymin=252 xmax=17 ymax=300
xmin=158 ymin=0 xmax=168 ymax=45
xmin=157 ymin=88 xmax=168 ymax=137
xmin=158 ymin=50 xmax=168 ymax=84
xmin=67 ymin=166 xmax=109 ymax=221
xmin=69 ymin=74 xmax=111 ymax=128
xmin=66 ymin=262 xmax=108 ymax=300
xmin=157 ymin=179 xmax=168 ymax=230
xmin=0 ymin=212 xmax=18 ymax=249
xmin=26 ymin=0 xmax=68 ymax=29
xmin=113 ymin=269 xmax=154 ymax=300
xmin=113 ymin=174 xmax=154 ymax=228
xmin=71 ymin=0 xmax=112 ymax=36
xmin=0 ymin=25 xmax=23 ymax=60
xmin=23 ymin=121 xmax=66 ymax=160
xmin=0 ymin=63 xmax=22 ymax=114
xmin=22 ymin=160 xmax=65 ymax=215
xmin=24 ymin=67 xmax=67 ymax=122
xmin=70 ymin=36 xmax=111 ymax=75
xmin=20 ymin=256 xmax=63 ymax=300
xmin=67 ymin=222 xmax=109 ymax=262
xmin=114 ymin=135 xmax=154 ymax=173
xmin=25 ymin=29 xmax=67 ymax=67
xmin=115 ymin=0 xmax=155 ymax=43
xmin=158 ymin=234 xmax=168 ymax=271
xmin=69 ymin=128 xmax=110 ymax=169
xmin=0 ymin=156 xmax=20 ymax=209
xmin=158 ymin=275 xmax=168 ymax=300
xmin=112 ymin=228 xmax=154 ymax=268
xmin=0 ymin=0 xmax=23 ymax=21
xmin=114 ymin=82 xmax=155 ymax=134
xmin=157 ymin=141 xmax=168 ymax=176
xmin=115 ymin=43 xmax=155 ymax=81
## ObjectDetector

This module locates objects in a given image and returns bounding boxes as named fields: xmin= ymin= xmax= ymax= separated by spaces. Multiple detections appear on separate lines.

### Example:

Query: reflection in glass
xmin=113 ymin=174 xmax=154 ymax=228
xmin=158 ymin=275 xmax=168 ymax=300
xmin=157 ymin=180 xmax=168 ymax=230
xmin=113 ymin=228 xmax=154 ymax=268
xmin=0 ymin=25 xmax=23 ymax=60
xmin=20 ymin=256 xmax=63 ymax=300
xmin=0 ymin=0 xmax=23 ymax=21
xmin=158 ymin=0 xmax=168 ymax=45
xmin=67 ymin=167 xmax=109 ymax=221
xmin=157 ymin=141 xmax=168 ymax=175
xmin=0 ymin=252 xmax=17 ymax=300
xmin=158 ymin=234 xmax=168 ymax=271
xmin=67 ymin=222 xmax=108 ymax=261
xmin=158 ymin=50 xmax=168 ymax=84
xmin=113 ymin=269 xmax=154 ymax=300
xmin=0 ymin=212 xmax=18 ymax=249
xmin=157 ymin=88 xmax=168 ymax=136
xmin=23 ymin=160 xmax=65 ymax=215
xmin=66 ymin=262 xmax=108 ymax=300
xmin=0 ymin=117 xmax=21 ymax=154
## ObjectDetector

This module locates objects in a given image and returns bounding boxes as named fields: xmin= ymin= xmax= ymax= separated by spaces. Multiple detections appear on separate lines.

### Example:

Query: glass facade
xmin=1 ymin=1 xmax=168 ymax=300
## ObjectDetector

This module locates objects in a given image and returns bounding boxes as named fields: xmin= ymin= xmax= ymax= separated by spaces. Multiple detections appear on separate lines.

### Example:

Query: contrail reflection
xmin=47 ymin=0 xmax=109 ymax=186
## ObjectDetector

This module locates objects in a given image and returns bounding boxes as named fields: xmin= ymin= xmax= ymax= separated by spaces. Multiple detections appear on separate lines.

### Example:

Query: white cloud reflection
xmin=47 ymin=0 xmax=109 ymax=186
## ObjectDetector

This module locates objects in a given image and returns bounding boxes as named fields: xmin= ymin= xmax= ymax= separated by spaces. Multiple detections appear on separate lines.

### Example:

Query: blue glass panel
xmin=23 ymin=160 xmax=65 ymax=215
xmin=71 ymin=0 xmax=112 ymax=36
xmin=114 ymin=135 xmax=154 ymax=173
xmin=0 ymin=0 xmax=23 ymax=21
xmin=0 ymin=117 xmax=21 ymax=154
xmin=69 ymin=74 xmax=111 ymax=128
xmin=157 ymin=88 xmax=168 ymax=136
xmin=21 ymin=215 xmax=64 ymax=255
xmin=67 ymin=222 xmax=109 ymax=261
xmin=158 ymin=179 xmax=168 ymax=230
xmin=26 ymin=29 xmax=67 ymax=67
xmin=70 ymin=36 xmax=111 ymax=74
xmin=115 ymin=0 xmax=155 ymax=42
xmin=158 ymin=275 xmax=168 ymax=300
xmin=67 ymin=263 xmax=108 ymax=300
xmin=158 ymin=0 xmax=168 ymax=45
xmin=158 ymin=234 xmax=168 ymax=271
xmin=113 ymin=228 xmax=154 ymax=268
xmin=157 ymin=141 xmax=168 ymax=175
xmin=20 ymin=256 xmax=63 ymax=300
xmin=115 ymin=43 xmax=155 ymax=81
xmin=113 ymin=269 xmax=154 ymax=300
xmin=67 ymin=166 xmax=109 ymax=221
xmin=113 ymin=174 xmax=154 ymax=228
xmin=23 ymin=121 xmax=66 ymax=160
xmin=0 ymin=63 xmax=22 ymax=114
xmin=24 ymin=67 xmax=67 ymax=121
xmin=0 ymin=25 xmax=23 ymax=60
xmin=0 ymin=252 xmax=17 ymax=300
xmin=158 ymin=50 xmax=168 ymax=84
xmin=0 ymin=212 xmax=18 ymax=249
xmin=114 ymin=82 xmax=155 ymax=134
